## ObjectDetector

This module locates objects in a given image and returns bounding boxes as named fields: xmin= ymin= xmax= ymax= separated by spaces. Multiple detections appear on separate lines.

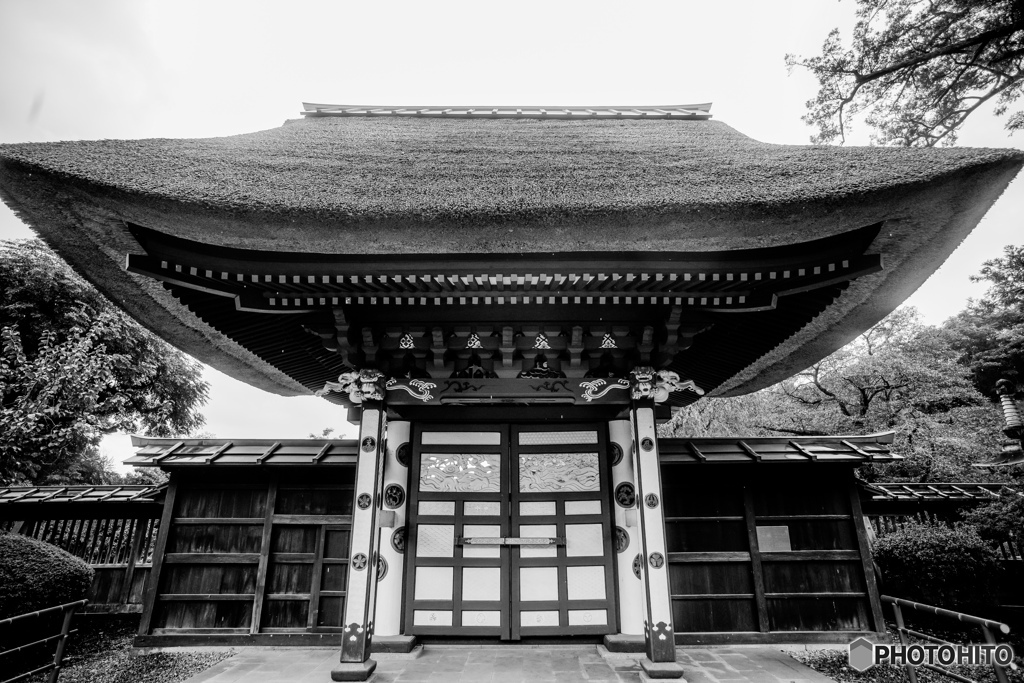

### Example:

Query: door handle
xmin=457 ymin=536 xmax=565 ymax=546
xmin=505 ymin=536 xmax=565 ymax=546
xmin=457 ymin=536 xmax=505 ymax=546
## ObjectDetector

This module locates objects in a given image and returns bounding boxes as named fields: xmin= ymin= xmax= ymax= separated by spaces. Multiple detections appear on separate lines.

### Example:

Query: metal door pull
xmin=458 ymin=537 xmax=505 ymax=546
xmin=457 ymin=536 xmax=565 ymax=546
xmin=506 ymin=536 xmax=565 ymax=546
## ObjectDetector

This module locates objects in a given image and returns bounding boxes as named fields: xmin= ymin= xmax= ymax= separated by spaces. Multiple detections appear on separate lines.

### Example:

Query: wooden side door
xmin=509 ymin=424 xmax=618 ymax=638
xmin=404 ymin=424 xmax=511 ymax=638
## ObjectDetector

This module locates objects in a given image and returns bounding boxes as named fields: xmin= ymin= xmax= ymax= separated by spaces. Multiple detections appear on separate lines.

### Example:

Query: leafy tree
xmin=767 ymin=308 xmax=1001 ymax=480
xmin=668 ymin=307 xmax=1003 ymax=481
xmin=787 ymin=0 xmax=1024 ymax=146
xmin=661 ymin=392 xmax=778 ymax=439
xmin=0 ymin=240 xmax=208 ymax=484
xmin=944 ymin=244 xmax=1024 ymax=396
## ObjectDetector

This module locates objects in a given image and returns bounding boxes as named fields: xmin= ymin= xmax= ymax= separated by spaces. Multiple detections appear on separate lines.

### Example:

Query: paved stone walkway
xmin=181 ymin=644 xmax=837 ymax=683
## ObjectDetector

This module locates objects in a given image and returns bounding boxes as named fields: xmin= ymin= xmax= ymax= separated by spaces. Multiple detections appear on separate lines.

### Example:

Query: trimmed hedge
xmin=872 ymin=521 xmax=1001 ymax=612
xmin=0 ymin=532 xmax=93 ymax=619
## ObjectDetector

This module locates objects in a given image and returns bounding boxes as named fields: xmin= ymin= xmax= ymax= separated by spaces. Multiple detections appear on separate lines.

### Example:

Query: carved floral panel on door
xmin=419 ymin=454 xmax=500 ymax=492
xmin=518 ymin=453 xmax=600 ymax=492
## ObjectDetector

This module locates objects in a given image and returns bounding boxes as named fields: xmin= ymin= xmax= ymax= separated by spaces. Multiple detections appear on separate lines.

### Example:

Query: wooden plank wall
xmin=146 ymin=470 xmax=355 ymax=635
xmin=662 ymin=466 xmax=881 ymax=639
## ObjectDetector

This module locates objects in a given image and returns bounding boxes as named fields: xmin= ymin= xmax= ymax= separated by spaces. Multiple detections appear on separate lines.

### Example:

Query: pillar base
xmin=639 ymin=657 xmax=685 ymax=680
xmin=371 ymin=635 xmax=417 ymax=653
xmin=331 ymin=659 xmax=377 ymax=681
xmin=603 ymin=634 xmax=645 ymax=653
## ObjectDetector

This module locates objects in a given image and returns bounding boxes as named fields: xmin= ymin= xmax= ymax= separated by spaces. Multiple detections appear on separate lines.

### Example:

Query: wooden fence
xmin=4 ymin=516 xmax=160 ymax=612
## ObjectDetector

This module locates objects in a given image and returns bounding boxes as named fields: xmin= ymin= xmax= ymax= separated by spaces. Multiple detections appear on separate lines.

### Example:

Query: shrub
xmin=962 ymin=497 xmax=1024 ymax=548
xmin=0 ymin=532 xmax=93 ymax=619
xmin=872 ymin=521 xmax=1001 ymax=613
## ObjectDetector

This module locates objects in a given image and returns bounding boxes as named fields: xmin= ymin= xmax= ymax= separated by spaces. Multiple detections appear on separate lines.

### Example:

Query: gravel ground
xmin=789 ymin=627 xmax=1024 ymax=683
xmin=35 ymin=614 xmax=232 ymax=683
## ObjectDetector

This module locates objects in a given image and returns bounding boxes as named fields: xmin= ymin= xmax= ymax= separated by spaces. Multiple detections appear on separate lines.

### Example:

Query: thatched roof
xmin=0 ymin=112 xmax=1021 ymax=398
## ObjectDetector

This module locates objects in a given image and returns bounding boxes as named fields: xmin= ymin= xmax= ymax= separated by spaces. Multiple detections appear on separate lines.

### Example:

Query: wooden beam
xmin=787 ymin=441 xmax=818 ymax=461
xmin=8 ymin=486 xmax=42 ymax=502
xmin=152 ymin=443 xmax=185 ymax=464
xmin=743 ymin=487 xmax=770 ymax=634
xmin=119 ymin=518 xmax=147 ymax=606
xmin=307 ymin=526 xmax=326 ymax=631
xmin=667 ymin=552 xmax=751 ymax=563
xmin=312 ymin=444 xmax=332 ymax=463
xmin=737 ymin=441 xmax=762 ymax=462
xmin=158 ymin=594 xmax=255 ymax=601
xmin=849 ymin=481 xmax=887 ymax=634
xmin=163 ymin=553 xmax=261 ymax=564
xmin=98 ymin=487 xmax=124 ymax=501
xmin=69 ymin=487 xmax=96 ymax=501
xmin=685 ymin=442 xmax=706 ymax=462
xmin=139 ymin=479 xmax=177 ymax=636
xmin=257 ymin=443 xmax=282 ymax=465
xmin=250 ymin=480 xmax=277 ymax=636
xmin=34 ymin=488 xmax=67 ymax=503
xmin=840 ymin=440 xmax=873 ymax=460
xmin=205 ymin=442 xmax=233 ymax=465
xmin=756 ymin=550 xmax=860 ymax=561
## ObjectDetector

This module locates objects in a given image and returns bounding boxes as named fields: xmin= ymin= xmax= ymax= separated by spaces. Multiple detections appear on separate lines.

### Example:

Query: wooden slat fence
xmin=20 ymin=517 xmax=159 ymax=566
xmin=7 ymin=517 xmax=160 ymax=611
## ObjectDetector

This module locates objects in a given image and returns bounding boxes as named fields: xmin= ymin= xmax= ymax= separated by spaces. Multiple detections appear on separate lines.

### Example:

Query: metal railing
xmin=0 ymin=600 xmax=87 ymax=683
xmin=883 ymin=595 xmax=1014 ymax=683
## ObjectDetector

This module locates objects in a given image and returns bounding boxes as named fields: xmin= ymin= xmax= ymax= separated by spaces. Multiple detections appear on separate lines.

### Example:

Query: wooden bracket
xmin=332 ymin=308 xmax=354 ymax=366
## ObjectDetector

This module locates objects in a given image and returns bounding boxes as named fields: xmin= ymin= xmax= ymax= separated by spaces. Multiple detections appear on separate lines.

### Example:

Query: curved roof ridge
xmin=301 ymin=102 xmax=713 ymax=120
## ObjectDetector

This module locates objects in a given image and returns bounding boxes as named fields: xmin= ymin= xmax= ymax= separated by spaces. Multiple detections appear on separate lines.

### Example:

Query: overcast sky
xmin=1 ymin=0 xmax=1021 ymax=467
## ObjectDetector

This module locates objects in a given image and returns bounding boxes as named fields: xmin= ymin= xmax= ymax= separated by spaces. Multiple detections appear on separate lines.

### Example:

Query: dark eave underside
xmin=125 ymin=222 xmax=882 ymax=408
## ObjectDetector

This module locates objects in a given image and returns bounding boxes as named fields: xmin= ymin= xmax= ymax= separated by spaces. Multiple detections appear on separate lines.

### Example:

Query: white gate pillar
xmin=333 ymin=372 xmax=387 ymax=682
xmin=373 ymin=420 xmax=410 ymax=637
xmin=628 ymin=368 xmax=685 ymax=680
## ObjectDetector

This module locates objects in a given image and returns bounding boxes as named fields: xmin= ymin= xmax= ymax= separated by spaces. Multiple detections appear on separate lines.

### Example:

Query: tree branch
xmin=853 ymin=21 xmax=1024 ymax=85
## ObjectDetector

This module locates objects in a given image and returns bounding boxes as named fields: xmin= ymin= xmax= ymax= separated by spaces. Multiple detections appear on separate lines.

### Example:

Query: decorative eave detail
xmin=301 ymin=103 xmax=714 ymax=120
xmin=313 ymin=373 xmax=700 ymax=406
xmin=115 ymin=219 xmax=884 ymax=407
xmin=123 ymin=221 xmax=882 ymax=316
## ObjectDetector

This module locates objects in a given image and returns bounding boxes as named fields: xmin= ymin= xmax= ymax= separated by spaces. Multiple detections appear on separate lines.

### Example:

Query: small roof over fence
xmin=126 ymin=436 xmax=358 ymax=467
xmin=659 ymin=431 xmax=897 ymax=464
xmin=0 ymin=485 xmax=165 ymax=505
xmin=865 ymin=482 xmax=1022 ymax=501
xmin=127 ymin=433 xmax=898 ymax=468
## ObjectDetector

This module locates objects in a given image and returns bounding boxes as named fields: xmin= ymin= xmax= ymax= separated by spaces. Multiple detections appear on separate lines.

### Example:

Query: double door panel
xmin=405 ymin=423 xmax=617 ymax=639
